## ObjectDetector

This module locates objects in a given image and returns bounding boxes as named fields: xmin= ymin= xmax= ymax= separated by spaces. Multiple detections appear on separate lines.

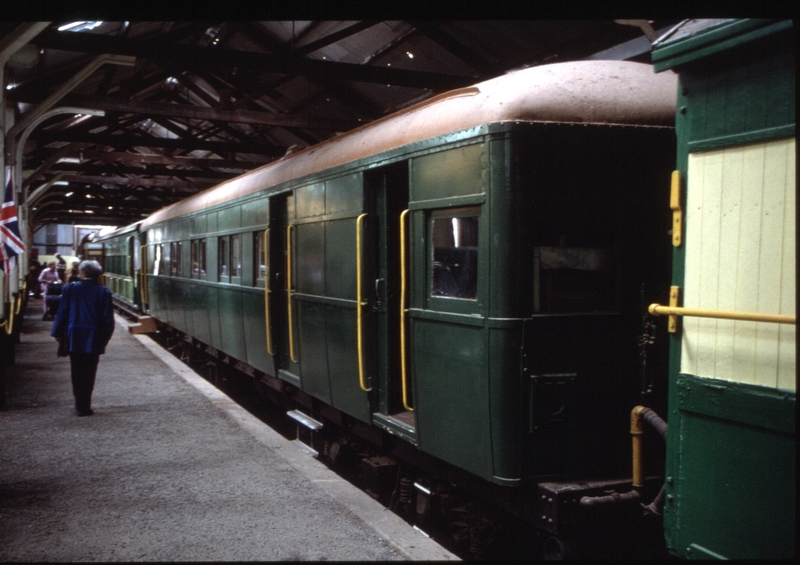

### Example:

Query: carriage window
xmin=254 ymin=231 xmax=266 ymax=283
xmin=219 ymin=236 xmax=229 ymax=280
xmin=230 ymin=234 xmax=241 ymax=278
xmin=431 ymin=207 xmax=479 ymax=299
xmin=153 ymin=244 xmax=163 ymax=276
xmin=532 ymin=202 xmax=616 ymax=313
xmin=132 ymin=239 xmax=141 ymax=272
xmin=191 ymin=239 xmax=206 ymax=278
xmin=170 ymin=241 xmax=182 ymax=276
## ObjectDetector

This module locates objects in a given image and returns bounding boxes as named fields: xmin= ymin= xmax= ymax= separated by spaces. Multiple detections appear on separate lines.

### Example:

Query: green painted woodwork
xmin=487 ymin=325 xmax=522 ymax=483
xmin=413 ymin=316 xmax=491 ymax=479
xmin=240 ymin=198 xmax=269 ymax=228
xmin=216 ymin=205 xmax=241 ymax=232
xmin=654 ymin=19 xmax=796 ymax=560
xmin=295 ymin=182 xmax=325 ymax=218
xmin=324 ymin=219 xmax=356 ymax=299
xmin=652 ymin=19 xmax=793 ymax=72
xmin=325 ymin=173 xmax=363 ymax=214
xmin=241 ymin=289 xmax=269 ymax=374
xmin=218 ymin=286 xmax=246 ymax=362
xmin=664 ymin=374 xmax=795 ymax=560
xmin=187 ymin=282 xmax=214 ymax=346
xmin=326 ymin=304 xmax=370 ymax=423
xmin=410 ymin=142 xmax=486 ymax=202
xmin=295 ymin=222 xmax=325 ymax=296
xmin=296 ymin=299 xmax=331 ymax=402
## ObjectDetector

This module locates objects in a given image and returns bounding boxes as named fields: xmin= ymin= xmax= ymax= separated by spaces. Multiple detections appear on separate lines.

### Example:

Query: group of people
xmin=32 ymin=254 xmax=115 ymax=418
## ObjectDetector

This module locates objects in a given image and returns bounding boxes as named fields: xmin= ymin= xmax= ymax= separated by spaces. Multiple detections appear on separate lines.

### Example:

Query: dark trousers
xmin=70 ymin=352 xmax=100 ymax=414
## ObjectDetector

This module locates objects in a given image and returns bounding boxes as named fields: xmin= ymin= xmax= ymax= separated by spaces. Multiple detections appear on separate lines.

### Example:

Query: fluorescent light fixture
xmin=58 ymin=21 xmax=103 ymax=32
xmin=53 ymin=181 xmax=69 ymax=186
xmin=58 ymin=22 xmax=87 ymax=31
xmin=57 ymin=157 xmax=82 ymax=164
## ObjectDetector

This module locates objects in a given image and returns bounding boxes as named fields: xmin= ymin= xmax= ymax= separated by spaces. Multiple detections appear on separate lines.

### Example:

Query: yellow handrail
xmin=2 ymin=304 xmax=14 ymax=334
xmin=15 ymin=281 xmax=27 ymax=315
xmin=649 ymin=303 xmax=796 ymax=325
xmin=264 ymin=229 xmax=274 ymax=356
xmin=399 ymin=209 xmax=413 ymax=411
xmin=286 ymin=225 xmax=298 ymax=364
xmin=356 ymin=213 xmax=371 ymax=391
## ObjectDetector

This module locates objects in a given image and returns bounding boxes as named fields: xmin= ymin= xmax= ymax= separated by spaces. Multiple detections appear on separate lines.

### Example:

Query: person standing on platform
xmin=55 ymin=253 xmax=67 ymax=282
xmin=38 ymin=260 xmax=60 ymax=313
xmin=51 ymin=260 xmax=115 ymax=417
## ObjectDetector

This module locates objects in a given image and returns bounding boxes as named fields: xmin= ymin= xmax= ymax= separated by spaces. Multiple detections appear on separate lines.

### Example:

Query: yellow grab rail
xmin=2 ymin=292 xmax=20 ymax=335
xmin=264 ymin=229 xmax=274 ymax=356
xmin=649 ymin=304 xmax=796 ymax=325
xmin=286 ymin=225 xmax=299 ymax=363
xmin=356 ymin=213 xmax=371 ymax=391
xmin=399 ymin=209 xmax=413 ymax=411
xmin=15 ymin=281 xmax=27 ymax=315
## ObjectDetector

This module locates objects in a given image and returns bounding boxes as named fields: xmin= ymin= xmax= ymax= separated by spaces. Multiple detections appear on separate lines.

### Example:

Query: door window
xmin=430 ymin=207 xmax=479 ymax=300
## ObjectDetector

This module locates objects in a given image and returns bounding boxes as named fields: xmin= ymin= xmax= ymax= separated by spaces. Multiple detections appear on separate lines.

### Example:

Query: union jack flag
xmin=1 ymin=166 xmax=25 ymax=273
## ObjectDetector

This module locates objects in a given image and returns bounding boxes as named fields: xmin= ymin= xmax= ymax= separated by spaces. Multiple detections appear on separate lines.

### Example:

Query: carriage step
xmin=128 ymin=315 xmax=158 ymax=334
xmin=287 ymin=410 xmax=323 ymax=431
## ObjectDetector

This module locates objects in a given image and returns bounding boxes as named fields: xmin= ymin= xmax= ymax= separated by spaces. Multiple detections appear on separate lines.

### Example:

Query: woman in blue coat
xmin=51 ymin=260 xmax=115 ymax=416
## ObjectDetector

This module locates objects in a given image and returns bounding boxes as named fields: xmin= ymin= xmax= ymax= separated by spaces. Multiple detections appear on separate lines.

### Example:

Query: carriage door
xmin=268 ymin=192 xmax=301 ymax=387
xmin=365 ymin=163 xmax=415 ymax=438
xmin=270 ymin=179 xmax=379 ymax=424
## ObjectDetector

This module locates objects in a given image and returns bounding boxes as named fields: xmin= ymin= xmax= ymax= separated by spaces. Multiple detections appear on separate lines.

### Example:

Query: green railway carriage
xmin=113 ymin=60 xmax=681 ymax=555
xmin=651 ymin=19 xmax=795 ymax=560
xmin=93 ymin=222 xmax=143 ymax=314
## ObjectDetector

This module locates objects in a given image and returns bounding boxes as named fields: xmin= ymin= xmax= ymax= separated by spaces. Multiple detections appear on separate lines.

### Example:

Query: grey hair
xmin=78 ymin=260 xmax=103 ymax=280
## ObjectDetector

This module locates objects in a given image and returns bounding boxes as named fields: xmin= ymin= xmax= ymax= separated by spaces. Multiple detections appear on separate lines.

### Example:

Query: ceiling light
xmin=58 ymin=21 xmax=103 ymax=32
xmin=85 ymin=194 xmax=93 ymax=199
xmin=407 ymin=52 xmax=414 ymax=58
xmin=65 ymin=192 xmax=74 ymax=197
xmin=58 ymin=22 xmax=86 ymax=31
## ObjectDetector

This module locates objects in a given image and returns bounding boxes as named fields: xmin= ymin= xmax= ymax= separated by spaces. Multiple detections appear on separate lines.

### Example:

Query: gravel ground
xmin=1 ymin=303 xmax=455 ymax=561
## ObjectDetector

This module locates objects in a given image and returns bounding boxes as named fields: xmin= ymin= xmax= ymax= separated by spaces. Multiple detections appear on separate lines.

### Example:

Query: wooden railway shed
xmin=2 ymin=18 xmax=684 ymax=389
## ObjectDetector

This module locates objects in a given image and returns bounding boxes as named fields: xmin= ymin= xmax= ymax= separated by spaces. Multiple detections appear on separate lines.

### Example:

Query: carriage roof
xmin=141 ymin=60 xmax=677 ymax=228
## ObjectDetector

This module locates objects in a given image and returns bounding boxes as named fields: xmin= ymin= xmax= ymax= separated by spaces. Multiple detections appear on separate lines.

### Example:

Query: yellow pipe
xmin=286 ymin=225 xmax=298 ymax=364
xmin=649 ymin=303 xmax=795 ymax=325
xmin=15 ymin=281 xmax=27 ymax=315
xmin=2 ymin=297 xmax=16 ymax=335
xmin=356 ymin=214 xmax=371 ymax=391
xmin=399 ymin=209 xmax=413 ymax=411
xmin=264 ymin=229 xmax=274 ymax=356
xmin=631 ymin=406 xmax=646 ymax=488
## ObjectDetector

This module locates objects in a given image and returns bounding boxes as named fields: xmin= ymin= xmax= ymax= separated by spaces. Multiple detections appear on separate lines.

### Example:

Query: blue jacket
xmin=51 ymin=280 xmax=115 ymax=354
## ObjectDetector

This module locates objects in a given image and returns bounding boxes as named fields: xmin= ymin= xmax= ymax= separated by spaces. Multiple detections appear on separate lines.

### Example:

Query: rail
xmin=399 ymin=209 xmax=413 ymax=411
xmin=356 ymin=213 xmax=371 ymax=391
xmin=649 ymin=304 xmax=796 ymax=325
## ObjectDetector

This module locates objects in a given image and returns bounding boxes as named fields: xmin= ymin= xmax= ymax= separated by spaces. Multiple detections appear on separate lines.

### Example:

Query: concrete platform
xmin=0 ymin=302 xmax=457 ymax=562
